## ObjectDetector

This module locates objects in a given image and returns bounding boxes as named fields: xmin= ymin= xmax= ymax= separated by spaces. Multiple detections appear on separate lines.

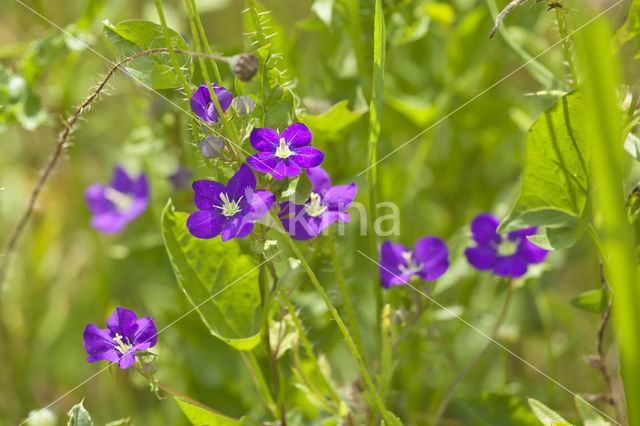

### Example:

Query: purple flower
xmin=84 ymin=166 xmax=149 ymax=234
xmin=379 ymin=237 xmax=449 ymax=289
xmin=83 ymin=307 xmax=157 ymax=369
xmin=279 ymin=167 xmax=356 ymax=240
xmin=247 ymin=123 xmax=324 ymax=179
xmin=187 ymin=164 xmax=275 ymax=241
xmin=190 ymin=83 xmax=233 ymax=123
xmin=464 ymin=213 xmax=549 ymax=278
xmin=168 ymin=166 xmax=193 ymax=191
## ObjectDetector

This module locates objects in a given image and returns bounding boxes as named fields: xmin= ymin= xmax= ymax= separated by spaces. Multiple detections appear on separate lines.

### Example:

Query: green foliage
xmin=574 ymin=396 xmax=611 ymax=426
xmin=458 ymin=394 xmax=540 ymax=425
xmin=299 ymin=100 xmax=365 ymax=141
xmin=175 ymin=397 xmax=239 ymax=425
xmin=500 ymin=93 xmax=588 ymax=250
xmin=103 ymin=19 xmax=191 ymax=90
xmin=161 ymin=201 xmax=262 ymax=350
xmin=570 ymin=289 xmax=610 ymax=314
xmin=0 ymin=64 xmax=48 ymax=132
xmin=528 ymin=398 xmax=570 ymax=426
xmin=67 ymin=402 xmax=93 ymax=426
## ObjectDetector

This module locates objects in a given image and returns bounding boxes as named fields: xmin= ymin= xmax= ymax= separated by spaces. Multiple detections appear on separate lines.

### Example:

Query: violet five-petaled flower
xmin=247 ymin=123 xmax=324 ymax=179
xmin=83 ymin=307 xmax=157 ymax=369
xmin=84 ymin=166 xmax=149 ymax=234
xmin=187 ymin=164 xmax=275 ymax=242
xmin=379 ymin=237 xmax=449 ymax=289
xmin=279 ymin=167 xmax=356 ymax=240
xmin=464 ymin=213 xmax=549 ymax=278
xmin=190 ymin=83 xmax=233 ymax=123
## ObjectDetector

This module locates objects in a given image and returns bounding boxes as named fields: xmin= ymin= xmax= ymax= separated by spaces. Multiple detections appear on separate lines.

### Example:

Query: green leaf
xmin=103 ymin=19 xmax=191 ymax=90
xmin=624 ymin=131 xmax=640 ymax=161
xmin=500 ymin=93 xmax=589 ymax=250
xmin=574 ymin=396 xmax=611 ymax=426
xmin=161 ymin=200 xmax=262 ymax=350
xmin=570 ymin=289 xmax=610 ymax=314
xmin=174 ymin=397 xmax=238 ymax=425
xmin=459 ymin=393 xmax=539 ymax=426
xmin=528 ymin=398 xmax=570 ymax=425
xmin=382 ymin=411 xmax=404 ymax=426
xmin=299 ymin=100 xmax=365 ymax=141
xmin=104 ymin=419 xmax=131 ymax=426
xmin=275 ymin=171 xmax=312 ymax=204
xmin=67 ymin=401 xmax=93 ymax=426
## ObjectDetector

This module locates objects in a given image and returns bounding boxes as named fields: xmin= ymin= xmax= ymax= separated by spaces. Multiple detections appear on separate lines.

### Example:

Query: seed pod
xmin=198 ymin=135 xmax=225 ymax=158
xmin=233 ymin=53 xmax=259 ymax=82
xmin=232 ymin=96 xmax=255 ymax=116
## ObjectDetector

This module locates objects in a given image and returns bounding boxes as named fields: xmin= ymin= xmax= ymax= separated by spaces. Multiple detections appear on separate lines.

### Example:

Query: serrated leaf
xmin=174 ymin=397 xmax=238 ymax=425
xmin=67 ymin=401 xmax=93 ymax=426
xmin=103 ymin=19 xmax=191 ymax=90
xmin=299 ymin=100 xmax=365 ymax=141
xmin=500 ymin=93 xmax=588 ymax=250
xmin=528 ymin=398 xmax=570 ymax=425
xmin=570 ymin=289 xmax=610 ymax=314
xmin=161 ymin=200 xmax=262 ymax=350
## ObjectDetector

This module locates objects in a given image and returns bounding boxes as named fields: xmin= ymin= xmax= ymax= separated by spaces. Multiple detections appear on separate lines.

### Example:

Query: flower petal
xmin=281 ymin=123 xmax=312 ymax=148
xmin=493 ymin=255 xmax=528 ymax=278
xmin=247 ymin=152 xmax=279 ymax=177
xmin=190 ymin=84 xmax=212 ymax=121
xmin=111 ymin=166 xmax=133 ymax=193
xmin=132 ymin=172 xmax=150 ymax=199
xmin=213 ymin=84 xmax=233 ymax=113
xmin=275 ymin=158 xmax=301 ymax=179
xmin=85 ymin=184 xmax=114 ymax=215
xmin=518 ymin=239 xmax=549 ymax=264
xmin=107 ymin=307 xmax=138 ymax=336
xmin=324 ymin=183 xmax=357 ymax=212
xmin=130 ymin=317 xmax=158 ymax=351
xmin=414 ymin=236 xmax=449 ymax=281
xmin=250 ymin=128 xmax=279 ymax=151
xmin=291 ymin=146 xmax=324 ymax=168
xmin=227 ymin=164 xmax=256 ymax=200
xmin=379 ymin=240 xmax=410 ymax=285
xmin=470 ymin=213 xmax=501 ymax=244
xmin=306 ymin=167 xmax=332 ymax=194
xmin=464 ymin=245 xmax=498 ymax=270
xmin=187 ymin=210 xmax=225 ymax=239
xmin=192 ymin=180 xmax=225 ymax=210
xmin=245 ymin=189 xmax=275 ymax=221
xmin=83 ymin=324 xmax=119 ymax=363
xmin=118 ymin=351 xmax=136 ymax=369
xmin=279 ymin=204 xmax=319 ymax=240
xmin=90 ymin=212 xmax=129 ymax=234
xmin=220 ymin=215 xmax=253 ymax=241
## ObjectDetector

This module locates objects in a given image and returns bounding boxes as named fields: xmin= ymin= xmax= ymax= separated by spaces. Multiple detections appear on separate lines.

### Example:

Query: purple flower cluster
xmin=83 ymin=307 xmax=157 ymax=369
xmin=464 ymin=213 xmax=548 ymax=278
xmin=379 ymin=237 xmax=449 ymax=288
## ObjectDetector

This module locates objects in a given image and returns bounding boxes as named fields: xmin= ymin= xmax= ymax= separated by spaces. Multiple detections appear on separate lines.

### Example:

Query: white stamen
xmin=113 ymin=333 xmax=133 ymax=355
xmin=104 ymin=187 xmax=133 ymax=211
xmin=495 ymin=238 xmax=519 ymax=256
xmin=218 ymin=192 xmax=242 ymax=217
xmin=275 ymin=137 xmax=293 ymax=159
xmin=399 ymin=251 xmax=423 ymax=274
xmin=305 ymin=192 xmax=327 ymax=217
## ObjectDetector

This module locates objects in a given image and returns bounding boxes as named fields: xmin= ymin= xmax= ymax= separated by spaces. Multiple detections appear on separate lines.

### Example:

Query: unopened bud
xmin=232 ymin=96 xmax=255 ymax=116
xmin=198 ymin=135 xmax=225 ymax=158
xmin=233 ymin=53 xmax=259 ymax=81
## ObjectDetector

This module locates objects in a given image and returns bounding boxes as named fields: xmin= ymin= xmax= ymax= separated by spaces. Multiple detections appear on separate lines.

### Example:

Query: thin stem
xmin=327 ymin=234 xmax=365 ymax=358
xmin=279 ymin=288 xmax=342 ymax=406
xmin=555 ymin=7 xmax=579 ymax=87
xmin=274 ymin=214 xmax=392 ymax=424
xmin=189 ymin=0 xmax=223 ymax=82
xmin=241 ymin=350 xmax=278 ymax=417
xmin=156 ymin=380 xmax=236 ymax=420
xmin=431 ymin=283 xmax=514 ymax=426
xmin=154 ymin=0 xmax=192 ymax=95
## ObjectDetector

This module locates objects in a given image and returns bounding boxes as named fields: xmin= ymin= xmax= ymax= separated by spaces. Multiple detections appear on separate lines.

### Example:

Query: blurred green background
xmin=1 ymin=0 xmax=637 ymax=424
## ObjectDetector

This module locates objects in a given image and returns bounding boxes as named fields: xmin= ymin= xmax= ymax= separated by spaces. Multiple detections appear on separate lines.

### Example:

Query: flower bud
xmin=198 ymin=135 xmax=225 ymax=158
xmin=232 ymin=96 xmax=255 ymax=116
xmin=233 ymin=53 xmax=259 ymax=81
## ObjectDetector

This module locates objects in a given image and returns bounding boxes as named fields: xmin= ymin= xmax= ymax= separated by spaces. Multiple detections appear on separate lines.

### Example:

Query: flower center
xmin=496 ymin=238 xmax=519 ymax=256
xmin=398 ymin=251 xmax=423 ymax=274
xmin=113 ymin=333 xmax=133 ymax=355
xmin=305 ymin=192 xmax=327 ymax=217
xmin=104 ymin=187 xmax=133 ymax=212
xmin=219 ymin=192 xmax=242 ymax=217
xmin=275 ymin=137 xmax=293 ymax=159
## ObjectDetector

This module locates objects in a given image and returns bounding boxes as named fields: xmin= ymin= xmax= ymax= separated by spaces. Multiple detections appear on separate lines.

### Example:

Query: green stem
xmin=555 ymin=8 xmax=579 ymax=88
xmin=431 ymin=283 xmax=514 ymax=426
xmin=279 ymin=288 xmax=342 ymax=406
xmin=154 ymin=0 xmax=191 ymax=95
xmin=275 ymin=214 xmax=392 ymax=423
xmin=241 ymin=350 xmax=278 ymax=416
xmin=327 ymin=233 xmax=365 ymax=359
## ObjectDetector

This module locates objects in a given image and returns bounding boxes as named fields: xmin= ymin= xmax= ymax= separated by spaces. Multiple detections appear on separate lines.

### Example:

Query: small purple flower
xmin=84 ymin=166 xmax=149 ymax=234
xmin=190 ymin=83 xmax=233 ymax=123
xmin=168 ymin=166 xmax=193 ymax=191
xmin=279 ymin=167 xmax=356 ymax=240
xmin=187 ymin=164 xmax=275 ymax=241
xmin=464 ymin=213 xmax=549 ymax=278
xmin=247 ymin=123 xmax=324 ymax=179
xmin=379 ymin=237 xmax=449 ymax=289
xmin=83 ymin=307 xmax=157 ymax=369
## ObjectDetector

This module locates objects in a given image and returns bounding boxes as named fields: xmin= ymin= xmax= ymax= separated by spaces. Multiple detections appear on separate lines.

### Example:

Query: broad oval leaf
xmin=500 ymin=93 xmax=589 ymax=250
xmin=103 ymin=19 xmax=191 ymax=90
xmin=67 ymin=401 xmax=93 ymax=426
xmin=299 ymin=100 xmax=366 ymax=141
xmin=161 ymin=200 xmax=262 ymax=350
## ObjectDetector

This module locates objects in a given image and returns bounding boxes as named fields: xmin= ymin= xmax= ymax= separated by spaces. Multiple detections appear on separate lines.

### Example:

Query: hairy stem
xmin=431 ymin=283 xmax=514 ymax=425
xmin=555 ymin=7 xmax=579 ymax=87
